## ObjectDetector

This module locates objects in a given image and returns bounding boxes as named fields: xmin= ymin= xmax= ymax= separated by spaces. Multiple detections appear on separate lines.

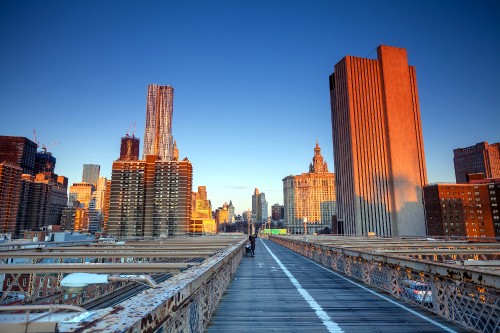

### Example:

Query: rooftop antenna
xmin=33 ymin=129 xmax=39 ymax=148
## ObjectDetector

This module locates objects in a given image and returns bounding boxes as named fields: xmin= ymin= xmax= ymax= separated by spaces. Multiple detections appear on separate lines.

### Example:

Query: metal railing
xmin=270 ymin=235 xmax=499 ymax=333
xmin=55 ymin=238 xmax=245 ymax=332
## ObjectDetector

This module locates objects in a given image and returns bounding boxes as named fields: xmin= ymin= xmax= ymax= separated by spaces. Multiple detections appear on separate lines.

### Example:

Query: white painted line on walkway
xmin=278 ymin=242 xmax=458 ymax=333
xmin=261 ymin=239 xmax=344 ymax=333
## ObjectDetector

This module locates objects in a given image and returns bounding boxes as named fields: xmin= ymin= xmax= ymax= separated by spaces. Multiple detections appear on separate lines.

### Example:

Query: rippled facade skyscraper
xmin=142 ymin=84 xmax=174 ymax=160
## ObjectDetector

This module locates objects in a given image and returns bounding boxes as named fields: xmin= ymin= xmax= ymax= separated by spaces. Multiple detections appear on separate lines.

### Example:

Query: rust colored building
xmin=107 ymin=154 xmax=193 ymax=238
xmin=424 ymin=182 xmax=496 ymax=239
xmin=0 ymin=162 xmax=22 ymax=234
xmin=329 ymin=45 xmax=427 ymax=237
xmin=453 ymin=141 xmax=500 ymax=183
xmin=0 ymin=136 xmax=37 ymax=175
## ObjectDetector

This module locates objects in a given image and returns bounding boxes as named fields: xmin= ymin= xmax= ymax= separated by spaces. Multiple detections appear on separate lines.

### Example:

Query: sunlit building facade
xmin=283 ymin=142 xmax=336 ymax=234
xmin=69 ymin=182 xmax=95 ymax=209
xmin=329 ymin=45 xmax=427 ymax=237
xmin=424 ymin=182 xmax=496 ymax=239
xmin=215 ymin=202 xmax=230 ymax=229
xmin=191 ymin=186 xmax=217 ymax=235
xmin=142 ymin=84 xmax=174 ymax=160
xmin=453 ymin=141 xmax=500 ymax=183
xmin=61 ymin=204 xmax=88 ymax=232
xmin=108 ymin=154 xmax=193 ymax=238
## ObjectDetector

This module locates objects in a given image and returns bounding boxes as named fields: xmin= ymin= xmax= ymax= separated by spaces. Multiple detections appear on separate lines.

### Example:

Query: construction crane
xmin=126 ymin=122 xmax=136 ymax=137
xmin=41 ymin=141 xmax=61 ymax=153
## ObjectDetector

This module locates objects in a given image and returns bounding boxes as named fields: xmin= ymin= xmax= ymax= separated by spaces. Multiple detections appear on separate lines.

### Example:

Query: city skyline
xmin=1 ymin=1 xmax=499 ymax=213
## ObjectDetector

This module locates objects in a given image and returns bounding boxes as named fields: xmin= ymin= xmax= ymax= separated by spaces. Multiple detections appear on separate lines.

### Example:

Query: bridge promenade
xmin=207 ymin=238 xmax=468 ymax=332
xmin=0 ymin=235 xmax=498 ymax=333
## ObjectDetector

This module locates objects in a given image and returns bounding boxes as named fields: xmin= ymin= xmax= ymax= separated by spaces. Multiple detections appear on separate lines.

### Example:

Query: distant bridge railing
xmin=270 ymin=235 xmax=499 ymax=333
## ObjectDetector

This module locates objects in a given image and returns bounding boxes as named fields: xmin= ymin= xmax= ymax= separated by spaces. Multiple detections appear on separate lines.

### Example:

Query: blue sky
xmin=1 ymin=0 xmax=499 ymax=215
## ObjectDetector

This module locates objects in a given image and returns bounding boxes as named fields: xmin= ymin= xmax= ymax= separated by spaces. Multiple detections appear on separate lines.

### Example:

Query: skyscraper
xmin=251 ymin=188 xmax=268 ymax=222
xmin=329 ymin=45 xmax=427 ymax=237
xmin=82 ymin=164 xmax=100 ymax=187
xmin=283 ymin=142 xmax=336 ymax=234
xmin=0 ymin=136 xmax=37 ymax=175
xmin=143 ymin=84 xmax=174 ymax=160
xmin=453 ymin=141 xmax=500 ymax=183
xmin=107 ymin=155 xmax=192 ymax=238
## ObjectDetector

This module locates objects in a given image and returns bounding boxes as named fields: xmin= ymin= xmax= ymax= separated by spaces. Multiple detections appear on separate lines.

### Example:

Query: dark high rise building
xmin=453 ymin=141 xmax=500 ymax=183
xmin=0 ymin=162 xmax=22 ymax=234
xmin=0 ymin=136 xmax=37 ymax=175
xmin=82 ymin=164 xmax=100 ymax=187
xmin=329 ymin=45 xmax=427 ymax=237
xmin=13 ymin=173 xmax=66 ymax=238
xmin=120 ymin=135 xmax=140 ymax=161
xmin=35 ymin=151 xmax=56 ymax=174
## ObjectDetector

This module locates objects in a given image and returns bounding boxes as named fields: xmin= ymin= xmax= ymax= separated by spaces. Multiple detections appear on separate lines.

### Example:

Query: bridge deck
xmin=206 ymin=238 xmax=468 ymax=333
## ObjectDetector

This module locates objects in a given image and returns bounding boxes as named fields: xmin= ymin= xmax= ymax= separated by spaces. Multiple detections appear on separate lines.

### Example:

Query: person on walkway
xmin=249 ymin=234 xmax=256 ymax=257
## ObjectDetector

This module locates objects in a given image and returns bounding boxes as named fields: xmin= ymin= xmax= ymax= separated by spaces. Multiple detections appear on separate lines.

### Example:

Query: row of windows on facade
xmin=116 ymin=193 xmax=180 ymax=199
xmin=7 ymin=277 xmax=53 ymax=288
xmin=438 ymin=228 xmax=488 ymax=234
xmin=439 ymin=197 xmax=497 ymax=204
xmin=430 ymin=215 xmax=486 ymax=220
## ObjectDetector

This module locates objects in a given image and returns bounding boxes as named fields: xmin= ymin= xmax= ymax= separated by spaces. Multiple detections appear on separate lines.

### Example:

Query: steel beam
xmin=0 ymin=263 xmax=197 ymax=274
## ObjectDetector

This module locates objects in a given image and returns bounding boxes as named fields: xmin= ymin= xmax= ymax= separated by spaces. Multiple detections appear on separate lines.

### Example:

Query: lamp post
xmin=61 ymin=273 xmax=160 ymax=293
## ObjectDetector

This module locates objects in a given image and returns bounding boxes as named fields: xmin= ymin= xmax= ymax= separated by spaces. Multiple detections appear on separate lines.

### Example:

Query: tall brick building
xmin=453 ymin=141 xmax=500 ymax=183
xmin=0 ymin=162 xmax=22 ymax=234
xmin=107 ymin=155 xmax=192 ymax=238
